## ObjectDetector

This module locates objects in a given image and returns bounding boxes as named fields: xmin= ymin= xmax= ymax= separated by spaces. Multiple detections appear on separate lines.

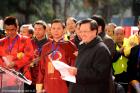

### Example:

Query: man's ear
xmin=98 ymin=26 xmax=102 ymax=34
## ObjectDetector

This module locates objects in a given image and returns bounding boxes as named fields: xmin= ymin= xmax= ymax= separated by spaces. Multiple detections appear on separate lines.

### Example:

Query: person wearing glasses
xmin=68 ymin=19 xmax=113 ymax=93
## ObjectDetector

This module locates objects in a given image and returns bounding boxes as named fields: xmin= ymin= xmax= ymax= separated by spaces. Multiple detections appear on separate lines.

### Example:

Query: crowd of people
xmin=0 ymin=15 xmax=140 ymax=93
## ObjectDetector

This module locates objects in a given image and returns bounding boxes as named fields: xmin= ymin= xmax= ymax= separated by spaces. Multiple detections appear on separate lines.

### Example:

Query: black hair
xmin=4 ymin=16 xmax=18 ymax=27
xmin=33 ymin=20 xmax=47 ymax=29
xmin=79 ymin=18 xmax=98 ymax=34
xmin=91 ymin=15 xmax=105 ymax=32
xmin=138 ymin=29 xmax=140 ymax=35
xmin=51 ymin=19 xmax=65 ymax=29
xmin=28 ymin=29 xmax=34 ymax=35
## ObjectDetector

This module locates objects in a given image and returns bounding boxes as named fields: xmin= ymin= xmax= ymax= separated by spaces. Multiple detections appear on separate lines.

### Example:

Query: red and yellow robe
xmin=37 ymin=39 xmax=77 ymax=93
xmin=0 ymin=34 xmax=34 ymax=86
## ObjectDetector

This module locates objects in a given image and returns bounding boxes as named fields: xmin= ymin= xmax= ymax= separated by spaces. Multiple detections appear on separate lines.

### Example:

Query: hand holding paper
xmin=68 ymin=66 xmax=77 ymax=76
xmin=52 ymin=60 xmax=76 ymax=83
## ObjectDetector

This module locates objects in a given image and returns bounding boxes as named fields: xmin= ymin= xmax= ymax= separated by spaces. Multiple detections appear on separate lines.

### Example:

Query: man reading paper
xmin=68 ymin=19 xmax=113 ymax=93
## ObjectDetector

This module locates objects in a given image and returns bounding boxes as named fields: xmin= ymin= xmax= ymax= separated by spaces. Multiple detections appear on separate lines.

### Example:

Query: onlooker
xmin=65 ymin=17 xmax=77 ymax=41
xmin=127 ymin=29 xmax=140 ymax=93
xmin=0 ymin=19 xmax=5 ymax=38
xmin=46 ymin=23 xmax=52 ymax=38
xmin=20 ymin=24 xmax=34 ymax=38
xmin=112 ymin=26 xmax=129 ymax=92
xmin=29 ymin=20 xmax=49 ymax=92
xmin=91 ymin=15 xmax=115 ymax=58
xmin=106 ymin=22 xmax=117 ymax=40
xmin=69 ymin=20 xmax=81 ymax=47
xmin=68 ymin=19 xmax=113 ymax=93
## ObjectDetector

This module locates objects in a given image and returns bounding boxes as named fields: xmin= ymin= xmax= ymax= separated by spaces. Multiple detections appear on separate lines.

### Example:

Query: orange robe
xmin=0 ymin=34 xmax=34 ymax=86
xmin=37 ymin=39 xmax=77 ymax=93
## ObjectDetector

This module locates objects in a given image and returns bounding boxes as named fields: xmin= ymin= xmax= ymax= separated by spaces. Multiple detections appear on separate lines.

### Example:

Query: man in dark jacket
xmin=91 ymin=15 xmax=115 ymax=58
xmin=68 ymin=19 xmax=113 ymax=93
xmin=127 ymin=30 xmax=140 ymax=93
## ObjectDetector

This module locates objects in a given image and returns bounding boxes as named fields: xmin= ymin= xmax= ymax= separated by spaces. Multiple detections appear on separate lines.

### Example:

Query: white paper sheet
xmin=52 ymin=60 xmax=76 ymax=83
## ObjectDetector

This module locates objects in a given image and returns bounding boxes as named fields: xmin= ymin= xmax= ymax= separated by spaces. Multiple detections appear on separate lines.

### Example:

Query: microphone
xmin=9 ymin=69 xmax=27 ymax=81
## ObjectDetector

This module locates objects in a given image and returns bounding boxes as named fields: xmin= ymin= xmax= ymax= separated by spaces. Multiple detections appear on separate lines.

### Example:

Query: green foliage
xmin=0 ymin=0 xmax=54 ymax=24
xmin=0 ymin=0 xmax=133 ymax=24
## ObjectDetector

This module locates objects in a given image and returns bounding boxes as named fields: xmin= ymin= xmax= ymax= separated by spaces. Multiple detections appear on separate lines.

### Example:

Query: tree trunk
xmin=64 ymin=0 xmax=70 ymax=20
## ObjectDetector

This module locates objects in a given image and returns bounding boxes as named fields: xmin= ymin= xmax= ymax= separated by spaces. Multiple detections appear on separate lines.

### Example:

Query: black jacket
xmin=99 ymin=31 xmax=115 ymax=58
xmin=127 ymin=45 xmax=140 ymax=82
xmin=69 ymin=36 xmax=113 ymax=93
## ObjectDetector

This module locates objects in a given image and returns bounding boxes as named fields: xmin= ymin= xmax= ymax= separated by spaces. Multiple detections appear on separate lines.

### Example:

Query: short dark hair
xmin=28 ymin=29 xmax=34 ymax=35
xmin=51 ymin=19 xmax=65 ymax=29
xmin=33 ymin=20 xmax=47 ymax=29
xmin=91 ymin=15 xmax=105 ymax=32
xmin=79 ymin=18 xmax=98 ymax=33
xmin=4 ymin=16 xmax=18 ymax=27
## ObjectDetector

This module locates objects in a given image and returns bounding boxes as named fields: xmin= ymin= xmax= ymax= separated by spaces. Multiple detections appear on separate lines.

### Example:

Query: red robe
xmin=30 ymin=37 xmax=49 ymax=84
xmin=0 ymin=34 xmax=34 ymax=86
xmin=37 ymin=39 xmax=77 ymax=93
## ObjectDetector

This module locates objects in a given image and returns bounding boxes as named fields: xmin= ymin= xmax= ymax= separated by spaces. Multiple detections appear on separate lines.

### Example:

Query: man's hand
xmin=119 ymin=46 xmax=124 ymax=53
xmin=73 ymin=51 xmax=78 ymax=56
xmin=7 ymin=62 xmax=15 ymax=68
xmin=68 ymin=67 xmax=77 ymax=76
